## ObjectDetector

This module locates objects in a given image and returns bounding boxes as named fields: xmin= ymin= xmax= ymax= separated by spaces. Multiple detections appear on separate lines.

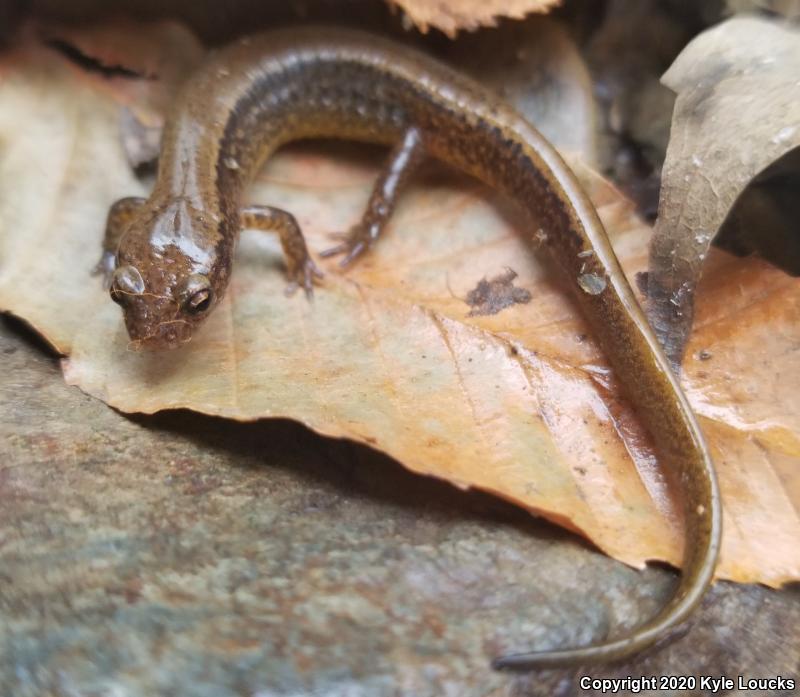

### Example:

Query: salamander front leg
xmin=240 ymin=205 xmax=323 ymax=299
xmin=321 ymin=127 xmax=426 ymax=266
xmin=93 ymin=196 xmax=146 ymax=287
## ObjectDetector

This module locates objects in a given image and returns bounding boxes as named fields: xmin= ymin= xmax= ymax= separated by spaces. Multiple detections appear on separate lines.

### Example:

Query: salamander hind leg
xmin=93 ymin=196 xmax=146 ymax=287
xmin=321 ymin=127 xmax=426 ymax=266
xmin=240 ymin=205 xmax=323 ymax=300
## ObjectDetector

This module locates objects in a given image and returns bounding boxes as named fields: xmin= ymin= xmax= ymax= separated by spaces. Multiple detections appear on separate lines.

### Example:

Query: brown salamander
xmin=98 ymin=27 xmax=721 ymax=670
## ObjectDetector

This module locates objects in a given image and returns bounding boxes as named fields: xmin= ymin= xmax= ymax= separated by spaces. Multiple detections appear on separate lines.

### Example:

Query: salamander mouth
xmin=126 ymin=319 xmax=193 ymax=351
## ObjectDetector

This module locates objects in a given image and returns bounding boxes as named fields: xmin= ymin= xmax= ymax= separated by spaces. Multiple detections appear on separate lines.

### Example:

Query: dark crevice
xmin=42 ymin=36 xmax=151 ymax=79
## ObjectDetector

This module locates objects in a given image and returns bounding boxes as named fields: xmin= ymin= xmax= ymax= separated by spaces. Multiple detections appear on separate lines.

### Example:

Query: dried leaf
xmin=681 ymin=253 xmax=800 ymax=584
xmin=0 ymin=30 xmax=799 ymax=587
xmin=645 ymin=15 xmax=800 ymax=370
xmin=389 ymin=0 xmax=560 ymax=37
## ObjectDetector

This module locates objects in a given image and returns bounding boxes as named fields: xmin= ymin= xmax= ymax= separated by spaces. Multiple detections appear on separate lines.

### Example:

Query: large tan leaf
xmin=645 ymin=15 xmax=800 ymax=370
xmin=0 ymin=31 xmax=798 ymax=587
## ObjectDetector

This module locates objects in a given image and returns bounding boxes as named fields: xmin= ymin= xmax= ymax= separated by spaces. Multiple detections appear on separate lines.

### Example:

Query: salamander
xmin=98 ymin=26 xmax=721 ymax=670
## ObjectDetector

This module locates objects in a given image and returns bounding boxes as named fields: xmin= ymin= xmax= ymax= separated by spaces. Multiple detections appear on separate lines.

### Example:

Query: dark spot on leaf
xmin=465 ymin=268 xmax=531 ymax=317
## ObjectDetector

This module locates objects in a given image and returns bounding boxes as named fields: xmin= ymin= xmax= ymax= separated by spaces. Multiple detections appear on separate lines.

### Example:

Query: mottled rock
xmin=1 ymin=317 xmax=798 ymax=696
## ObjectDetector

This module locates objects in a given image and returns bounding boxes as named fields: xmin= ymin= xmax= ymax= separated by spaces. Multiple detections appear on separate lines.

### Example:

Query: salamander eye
xmin=186 ymin=289 xmax=212 ymax=314
xmin=180 ymin=274 xmax=214 ymax=315
xmin=110 ymin=265 xmax=145 ymax=304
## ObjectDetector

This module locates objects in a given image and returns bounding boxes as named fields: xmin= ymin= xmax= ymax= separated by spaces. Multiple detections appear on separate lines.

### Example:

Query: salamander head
xmin=109 ymin=204 xmax=223 ymax=350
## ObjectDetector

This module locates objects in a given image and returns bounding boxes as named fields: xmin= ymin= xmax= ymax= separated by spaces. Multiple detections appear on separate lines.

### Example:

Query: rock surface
xmin=1 ymin=317 xmax=798 ymax=696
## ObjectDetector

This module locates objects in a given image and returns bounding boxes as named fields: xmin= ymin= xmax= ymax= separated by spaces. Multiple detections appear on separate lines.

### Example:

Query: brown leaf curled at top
xmin=389 ymin=0 xmax=560 ymax=37
xmin=645 ymin=15 xmax=800 ymax=371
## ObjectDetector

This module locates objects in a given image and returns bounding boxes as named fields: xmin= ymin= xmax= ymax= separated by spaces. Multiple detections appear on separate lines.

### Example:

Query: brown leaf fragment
xmin=645 ymin=15 xmax=800 ymax=370
xmin=465 ymin=268 xmax=531 ymax=317
xmin=389 ymin=0 xmax=560 ymax=37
